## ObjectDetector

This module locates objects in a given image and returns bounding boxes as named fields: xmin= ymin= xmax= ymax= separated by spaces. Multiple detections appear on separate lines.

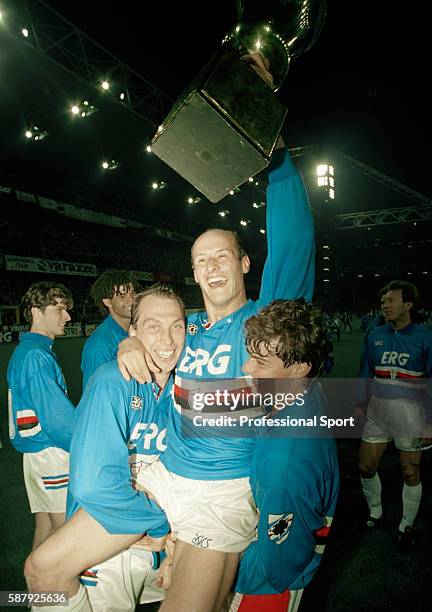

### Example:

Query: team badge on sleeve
xmin=131 ymin=396 xmax=143 ymax=410
xmin=268 ymin=512 xmax=294 ymax=544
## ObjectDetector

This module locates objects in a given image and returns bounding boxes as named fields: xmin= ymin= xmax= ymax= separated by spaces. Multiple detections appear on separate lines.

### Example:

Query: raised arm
xmin=258 ymin=147 xmax=315 ymax=307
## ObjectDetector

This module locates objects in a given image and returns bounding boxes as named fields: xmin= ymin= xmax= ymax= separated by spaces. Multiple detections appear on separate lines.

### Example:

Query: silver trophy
xmin=151 ymin=1 xmax=326 ymax=203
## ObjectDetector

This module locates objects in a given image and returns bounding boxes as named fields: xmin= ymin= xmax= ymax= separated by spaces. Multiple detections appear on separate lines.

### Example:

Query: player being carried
xmin=24 ymin=284 xmax=186 ymax=612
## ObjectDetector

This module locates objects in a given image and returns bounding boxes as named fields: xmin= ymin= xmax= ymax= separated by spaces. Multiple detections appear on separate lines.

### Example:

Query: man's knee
xmin=358 ymin=443 xmax=382 ymax=477
xmin=359 ymin=466 xmax=376 ymax=479
xmin=358 ymin=454 xmax=377 ymax=478
xmin=25 ymin=547 xmax=62 ymax=590
xmin=401 ymin=463 xmax=420 ymax=485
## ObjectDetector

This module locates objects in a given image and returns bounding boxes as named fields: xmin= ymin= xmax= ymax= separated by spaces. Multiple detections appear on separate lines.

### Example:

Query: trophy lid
xmin=223 ymin=0 xmax=326 ymax=90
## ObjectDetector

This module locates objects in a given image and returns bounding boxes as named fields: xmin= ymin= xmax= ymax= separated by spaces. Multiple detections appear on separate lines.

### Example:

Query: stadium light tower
xmin=316 ymin=163 xmax=335 ymax=200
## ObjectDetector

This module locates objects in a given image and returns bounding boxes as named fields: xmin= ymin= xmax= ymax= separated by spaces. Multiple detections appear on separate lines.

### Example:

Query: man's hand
xmin=420 ymin=423 xmax=432 ymax=447
xmin=164 ymin=531 xmax=177 ymax=564
xmin=241 ymin=51 xmax=285 ymax=149
xmin=242 ymin=52 xmax=274 ymax=88
xmin=129 ymin=533 xmax=167 ymax=552
xmin=155 ymin=532 xmax=177 ymax=590
xmin=156 ymin=556 xmax=173 ymax=591
xmin=117 ymin=337 xmax=160 ymax=383
xmin=353 ymin=404 xmax=367 ymax=428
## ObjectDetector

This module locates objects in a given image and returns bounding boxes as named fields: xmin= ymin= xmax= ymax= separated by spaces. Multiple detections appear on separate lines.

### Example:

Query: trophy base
xmin=151 ymin=44 xmax=287 ymax=203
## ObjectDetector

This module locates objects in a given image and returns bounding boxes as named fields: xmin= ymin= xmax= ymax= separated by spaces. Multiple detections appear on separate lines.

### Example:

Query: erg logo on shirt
xmin=178 ymin=345 xmax=232 ymax=376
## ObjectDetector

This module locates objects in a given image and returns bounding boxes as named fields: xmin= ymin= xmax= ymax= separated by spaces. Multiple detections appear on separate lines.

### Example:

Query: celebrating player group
xmin=8 ymin=52 xmax=352 ymax=612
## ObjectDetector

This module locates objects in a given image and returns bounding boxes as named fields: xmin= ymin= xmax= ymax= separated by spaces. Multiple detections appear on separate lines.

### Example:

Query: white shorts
xmin=23 ymin=447 xmax=69 ymax=513
xmin=135 ymin=460 xmax=257 ymax=553
xmin=81 ymin=549 xmax=165 ymax=612
xmin=362 ymin=396 xmax=432 ymax=452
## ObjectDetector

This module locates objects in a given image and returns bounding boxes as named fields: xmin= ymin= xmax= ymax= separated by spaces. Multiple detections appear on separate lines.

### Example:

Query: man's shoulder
xmin=13 ymin=340 xmax=52 ymax=364
xmin=186 ymin=311 xmax=204 ymax=324
xmin=86 ymin=361 xmax=152 ymax=399
xmin=367 ymin=323 xmax=390 ymax=341
xmin=89 ymin=360 xmax=123 ymax=385
xmin=413 ymin=323 xmax=432 ymax=341
xmin=257 ymin=433 xmax=337 ymax=480
xmin=84 ymin=318 xmax=109 ymax=342
xmin=8 ymin=341 xmax=54 ymax=382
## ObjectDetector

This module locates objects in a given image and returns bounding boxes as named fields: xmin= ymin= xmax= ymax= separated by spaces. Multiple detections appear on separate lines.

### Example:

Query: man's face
xmin=381 ymin=289 xmax=412 ymax=324
xmin=130 ymin=295 xmax=185 ymax=373
xmin=192 ymin=230 xmax=250 ymax=310
xmin=32 ymin=298 xmax=71 ymax=339
xmin=242 ymin=340 xmax=299 ymax=379
xmin=104 ymin=283 xmax=136 ymax=322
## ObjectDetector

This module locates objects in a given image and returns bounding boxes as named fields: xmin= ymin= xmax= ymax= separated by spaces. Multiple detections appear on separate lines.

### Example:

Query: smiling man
xmin=81 ymin=270 xmax=141 ymax=390
xmin=24 ymin=284 xmax=186 ymax=612
xmin=357 ymin=280 xmax=432 ymax=554
xmin=7 ymin=281 xmax=76 ymax=549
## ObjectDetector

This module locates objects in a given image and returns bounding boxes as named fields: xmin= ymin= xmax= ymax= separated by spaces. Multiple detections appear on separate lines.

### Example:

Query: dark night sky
xmin=49 ymin=0 xmax=429 ymax=195
xmin=1 ymin=0 xmax=430 ymax=275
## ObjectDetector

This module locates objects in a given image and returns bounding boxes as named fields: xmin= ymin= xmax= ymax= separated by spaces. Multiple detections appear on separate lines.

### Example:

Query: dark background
xmin=0 ymin=0 xmax=430 ymax=310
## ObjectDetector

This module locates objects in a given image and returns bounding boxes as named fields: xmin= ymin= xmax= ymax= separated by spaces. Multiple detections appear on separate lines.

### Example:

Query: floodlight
xmin=101 ymin=159 xmax=121 ymax=171
xmin=24 ymin=126 xmax=49 ymax=141
xmin=151 ymin=181 xmax=167 ymax=190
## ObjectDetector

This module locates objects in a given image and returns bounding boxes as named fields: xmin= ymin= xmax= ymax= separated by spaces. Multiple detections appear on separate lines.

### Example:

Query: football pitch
xmin=1 ymin=329 xmax=431 ymax=611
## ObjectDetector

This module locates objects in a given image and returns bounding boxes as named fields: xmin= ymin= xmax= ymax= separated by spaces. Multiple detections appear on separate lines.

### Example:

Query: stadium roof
xmin=0 ymin=0 xmax=430 ymax=267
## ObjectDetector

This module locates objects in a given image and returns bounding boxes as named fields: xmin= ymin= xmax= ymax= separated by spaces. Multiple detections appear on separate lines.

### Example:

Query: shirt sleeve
xmin=423 ymin=334 xmax=432 ymax=422
xmin=258 ymin=148 xmax=315 ymax=307
xmin=24 ymin=353 xmax=76 ymax=452
xmin=69 ymin=375 xmax=169 ymax=536
xmin=236 ymin=459 xmax=338 ymax=595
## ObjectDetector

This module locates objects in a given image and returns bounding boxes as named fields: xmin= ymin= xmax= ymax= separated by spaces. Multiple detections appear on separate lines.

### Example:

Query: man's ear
xmin=294 ymin=362 xmax=312 ymax=379
xmin=193 ymin=268 xmax=199 ymax=284
xmin=31 ymin=306 xmax=42 ymax=322
xmin=102 ymin=298 xmax=112 ymax=312
xmin=404 ymin=300 xmax=414 ymax=313
xmin=242 ymin=255 xmax=250 ymax=274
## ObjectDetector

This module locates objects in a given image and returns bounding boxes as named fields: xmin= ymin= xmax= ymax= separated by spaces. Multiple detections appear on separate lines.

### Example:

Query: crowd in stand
xmin=0 ymin=184 xmax=265 ymax=314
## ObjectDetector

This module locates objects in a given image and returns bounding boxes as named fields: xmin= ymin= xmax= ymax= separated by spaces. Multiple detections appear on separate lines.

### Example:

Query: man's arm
xmin=420 ymin=335 xmax=432 ymax=443
xmin=356 ymin=333 xmax=374 ymax=410
xmin=24 ymin=352 xmax=76 ymax=451
xmin=258 ymin=147 xmax=315 ymax=307
xmin=236 ymin=464 xmax=338 ymax=594
xmin=69 ymin=374 xmax=169 ymax=537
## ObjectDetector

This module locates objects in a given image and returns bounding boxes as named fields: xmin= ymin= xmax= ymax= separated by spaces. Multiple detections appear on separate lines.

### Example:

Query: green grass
xmin=1 ymin=326 xmax=432 ymax=611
